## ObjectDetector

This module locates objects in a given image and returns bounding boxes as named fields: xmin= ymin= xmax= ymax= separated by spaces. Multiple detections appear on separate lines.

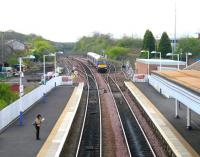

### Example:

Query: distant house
xmin=6 ymin=40 xmax=25 ymax=51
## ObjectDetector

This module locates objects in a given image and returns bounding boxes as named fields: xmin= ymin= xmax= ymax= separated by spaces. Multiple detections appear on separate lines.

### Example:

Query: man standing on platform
xmin=34 ymin=114 xmax=45 ymax=140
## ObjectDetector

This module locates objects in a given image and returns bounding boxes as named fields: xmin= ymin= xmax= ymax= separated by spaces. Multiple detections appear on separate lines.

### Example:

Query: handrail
xmin=151 ymin=74 xmax=200 ymax=103
xmin=184 ymin=60 xmax=200 ymax=70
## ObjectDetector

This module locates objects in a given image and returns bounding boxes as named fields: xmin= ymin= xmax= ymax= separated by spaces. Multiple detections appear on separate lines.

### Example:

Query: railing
xmin=0 ymin=76 xmax=67 ymax=131
xmin=149 ymin=74 xmax=200 ymax=114
xmin=184 ymin=60 xmax=200 ymax=70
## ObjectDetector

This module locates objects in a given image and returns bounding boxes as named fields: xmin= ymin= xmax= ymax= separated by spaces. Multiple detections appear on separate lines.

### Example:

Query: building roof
xmin=136 ymin=59 xmax=186 ymax=65
xmin=87 ymin=52 xmax=102 ymax=60
xmin=152 ymin=70 xmax=200 ymax=95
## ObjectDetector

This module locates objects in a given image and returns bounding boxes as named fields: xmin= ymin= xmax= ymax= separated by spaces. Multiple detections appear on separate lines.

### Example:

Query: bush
xmin=0 ymin=83 xmax=18 ymax=110
xmin=0 ymin=100 xmax=7 ymax=110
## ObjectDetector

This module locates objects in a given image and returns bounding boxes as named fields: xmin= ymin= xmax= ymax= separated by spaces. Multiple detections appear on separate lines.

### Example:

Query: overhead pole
xmin=173 ymin=3 xmax=177 ymax=59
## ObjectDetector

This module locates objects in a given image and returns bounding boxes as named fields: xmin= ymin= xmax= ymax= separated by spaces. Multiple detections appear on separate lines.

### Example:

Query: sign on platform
xmin=19 ymin=85 xmax=24 ymax=96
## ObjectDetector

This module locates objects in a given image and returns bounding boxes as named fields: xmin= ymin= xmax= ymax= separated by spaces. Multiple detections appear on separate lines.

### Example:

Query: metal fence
xmin=0 ymin=76 xmax=62 ymax=131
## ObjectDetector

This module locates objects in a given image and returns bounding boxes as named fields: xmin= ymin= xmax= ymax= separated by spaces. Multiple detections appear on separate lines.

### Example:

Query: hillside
xmin=0 ymin=31 xmax=74 ymax=64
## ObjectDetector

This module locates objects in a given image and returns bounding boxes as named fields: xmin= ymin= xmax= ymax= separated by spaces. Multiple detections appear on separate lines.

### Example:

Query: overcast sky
xmin=0 ymin=0 xmax=199 ymax=42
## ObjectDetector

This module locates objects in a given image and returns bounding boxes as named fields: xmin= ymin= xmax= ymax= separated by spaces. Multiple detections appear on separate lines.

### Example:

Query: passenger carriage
xmin=87 ymin=52 xmax=108 ymax=73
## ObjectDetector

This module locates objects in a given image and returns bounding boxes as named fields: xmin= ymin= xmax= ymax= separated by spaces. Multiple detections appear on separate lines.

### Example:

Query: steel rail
xmin=108 ymin=76 xmax=156 ymax=157
xmin=75 ymin=60 xmax=102 ymax=157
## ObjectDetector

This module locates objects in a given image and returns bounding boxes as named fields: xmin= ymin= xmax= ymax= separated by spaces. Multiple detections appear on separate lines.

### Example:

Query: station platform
xmin=125 ymin=81 xmax=200 ymax=157
xmin=37 ymin=82 xmax=84 ymax=157
xmin=0 ymin=85 xmax=74 ymax=157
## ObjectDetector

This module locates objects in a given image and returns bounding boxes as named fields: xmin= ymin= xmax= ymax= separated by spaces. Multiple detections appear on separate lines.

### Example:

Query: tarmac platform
xmin=135 ymin=82 xmax=200 ymax=155
xmin=0 ymin=86 xmax=74 ymax=157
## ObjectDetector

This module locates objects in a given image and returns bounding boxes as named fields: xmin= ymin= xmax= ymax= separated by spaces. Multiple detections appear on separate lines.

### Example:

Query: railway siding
xmin=125 ymin=81 xmax=200 ymax=157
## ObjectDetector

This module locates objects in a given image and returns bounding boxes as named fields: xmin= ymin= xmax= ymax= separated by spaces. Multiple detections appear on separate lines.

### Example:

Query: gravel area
xmin=94 ymin=71 xmax=130 ymax=157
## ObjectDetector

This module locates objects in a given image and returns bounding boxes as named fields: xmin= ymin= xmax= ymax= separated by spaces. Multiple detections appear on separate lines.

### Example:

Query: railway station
xmin=0 ymin=52 xmax=200 ymax=157
xmin=2 ymin=0 xmax=200 ymax=156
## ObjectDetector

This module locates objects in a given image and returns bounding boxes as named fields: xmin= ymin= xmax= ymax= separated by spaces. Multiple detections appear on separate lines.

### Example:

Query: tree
xmin=116 ymin=36 xmax=142 ymax=50
xmin=105 ymin=46 xmax=129 ymax=60
xmin=73 ymin=33 xmax=114 ymax=53
xmin=32 ymin=37 xmax=55 ymax=61
xmin=142 ymin=30 xmax=155 ymax=53
xmin=158 ymin=32 xmax=172 ymax=57
xmin=178 ymin=38 xmax=200 ymax=58
xmin=0 ymin=83 xmax=18 ymax=110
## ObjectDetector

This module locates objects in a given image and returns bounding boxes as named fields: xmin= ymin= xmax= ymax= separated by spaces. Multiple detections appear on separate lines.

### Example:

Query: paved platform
xmin=0 ymin=86 xmax=74 ymax=157
xmin=135 ymin=82 xmax=200 ymax=155
xmin=37 ymin=83 xmax=84 ymax=157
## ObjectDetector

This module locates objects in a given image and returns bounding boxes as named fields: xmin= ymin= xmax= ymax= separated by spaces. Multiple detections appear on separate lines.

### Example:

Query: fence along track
xmin=75 ymin=61 xmax=102 ymax=157
xmin=107 ymin=76 xmax=156 ymax=157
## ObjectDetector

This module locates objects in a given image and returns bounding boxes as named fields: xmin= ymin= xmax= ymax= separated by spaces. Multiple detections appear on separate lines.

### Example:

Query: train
xmin=87 ymin=52 xmax=109 ymax=73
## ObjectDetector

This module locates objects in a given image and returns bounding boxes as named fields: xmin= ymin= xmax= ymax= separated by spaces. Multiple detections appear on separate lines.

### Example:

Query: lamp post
xmin=185 ymin=52 xmax=192 ymax=68
xmin=1 ymin=32 xmax=4 ymax=66
xmin=43 ymin=55 xmax=46 ymax=85
xmin=43 ymin=53 xmax=56 ymax=86
xmin=141 ymin=50 xmax=149 ymax=76
xmin=54 ymin=53 xmax=56 ymax=75
xmin=166 ymin=53 xmax=180 ymax=70
xmin=19 ymin=55 xmax=35 ymax=126
xmin=151 ymin=51 xmax=162 ymax=71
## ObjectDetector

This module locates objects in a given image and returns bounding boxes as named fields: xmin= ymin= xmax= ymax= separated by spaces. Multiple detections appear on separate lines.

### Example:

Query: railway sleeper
xmin=85 ymin=146 xmax=99 ymax=151
xmin=89 ymin=89 xmax=98 ymax=91
xmin=113 ymin=92 xmax=122 ymax=97
xmin=89 ymin=111 xmax=99 ymax=114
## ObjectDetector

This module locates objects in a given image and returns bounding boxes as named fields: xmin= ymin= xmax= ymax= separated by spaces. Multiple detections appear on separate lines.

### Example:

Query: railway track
xmin=107 ymin=76 xmax=156 ymax=157
xmin=75 ymin=61 xmax=102 ymax=157
xmin=58 ymin=57 xmax=72 ymax=75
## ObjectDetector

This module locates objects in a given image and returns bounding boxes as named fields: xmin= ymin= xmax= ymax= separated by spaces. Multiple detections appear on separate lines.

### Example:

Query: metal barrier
xmin=0 ymin=76 xmax=63 ymax=131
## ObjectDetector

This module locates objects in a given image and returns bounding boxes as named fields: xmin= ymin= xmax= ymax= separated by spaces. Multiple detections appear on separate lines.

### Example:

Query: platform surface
xmin=37 ymin=83 xmax=84 ymax=157
xmin=134 ymin=82 xmax=200 ymax=156
xmin=0 ymin=86 xmax=74 ymax=157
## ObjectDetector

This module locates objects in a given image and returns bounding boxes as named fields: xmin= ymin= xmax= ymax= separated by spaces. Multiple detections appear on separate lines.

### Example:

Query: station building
xmin=149 ymin=70 xmax=200 ymax=129
xmin=133 ymin=58 xmax=200 ymax=129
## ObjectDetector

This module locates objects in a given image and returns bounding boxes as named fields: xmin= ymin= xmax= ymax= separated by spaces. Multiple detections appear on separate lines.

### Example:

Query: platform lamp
xmin=19 ymin=55 xmax=35 ymax=126
xmin=151 ymin=51 xmax=162 ymax=71
xmin=166 ymin=53 xmax=179 ymax=70
xmin=186 ymin=52 xmax=192 ymax=68
xmin=141 ymin=50 xmax=150 ymax=76
xmin=43 ymin=53 xmax=56 ymax=86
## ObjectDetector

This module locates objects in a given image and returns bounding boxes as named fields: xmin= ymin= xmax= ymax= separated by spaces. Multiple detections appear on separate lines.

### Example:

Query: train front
xmin=97 ymin=59 xmax=108 ymax=73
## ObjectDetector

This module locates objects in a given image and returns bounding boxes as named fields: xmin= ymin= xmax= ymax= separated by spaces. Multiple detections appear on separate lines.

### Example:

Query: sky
xmin=0 ymin=0 xmax=200 ymax=42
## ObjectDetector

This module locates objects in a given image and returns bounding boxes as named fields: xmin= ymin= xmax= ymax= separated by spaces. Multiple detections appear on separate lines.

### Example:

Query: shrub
xmin=0 ymin=83 xmax=18 ymax=110
xmin=0 ymin=100 xmax=7 ymax=110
